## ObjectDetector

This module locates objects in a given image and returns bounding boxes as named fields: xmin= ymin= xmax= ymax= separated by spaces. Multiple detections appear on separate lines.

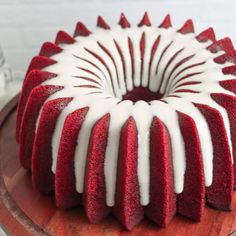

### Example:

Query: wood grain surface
xmin=1 ymin=95 xmax=236 ymax=236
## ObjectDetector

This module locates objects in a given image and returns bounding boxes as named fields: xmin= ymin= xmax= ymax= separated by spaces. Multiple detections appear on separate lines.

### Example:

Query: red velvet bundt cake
xmin=16 ymin=13 xmax=236 ymax=229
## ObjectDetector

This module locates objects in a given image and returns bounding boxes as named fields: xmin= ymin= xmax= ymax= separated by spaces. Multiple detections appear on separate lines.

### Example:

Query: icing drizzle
xmin=33 ymin=21 xmax=236 ymax=207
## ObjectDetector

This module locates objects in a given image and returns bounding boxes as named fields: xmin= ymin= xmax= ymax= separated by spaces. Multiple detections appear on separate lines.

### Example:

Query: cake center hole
xmin=122 ymin=87 xmax=163 ymax=102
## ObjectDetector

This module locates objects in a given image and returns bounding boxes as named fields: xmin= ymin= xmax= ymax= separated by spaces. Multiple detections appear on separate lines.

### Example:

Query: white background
xmin=0 ymin=0 xmax=236 ymax=79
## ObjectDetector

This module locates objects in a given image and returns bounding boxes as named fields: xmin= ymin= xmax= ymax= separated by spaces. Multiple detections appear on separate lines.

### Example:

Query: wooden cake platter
xmin=1 ymin=94 xmax=236 ymax=236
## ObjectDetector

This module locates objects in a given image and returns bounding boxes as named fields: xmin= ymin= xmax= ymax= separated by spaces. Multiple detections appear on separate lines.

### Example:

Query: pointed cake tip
xmin=119 ymin=13 xmax=130 ymax=28
xmin=55 ymin=31 xmax=75 ymax=45
xmin=214 ymin=50 xmax=236 ymax=65
xmin=196 ymin=27 xmax=216 ymax=42
xmin=39 ymin=42 xmax=62 ymax=57
xmin=208 ymin=37 xmax=234 ymax=53
xmin=138 ymin=12 xmax=151 ymax=27
xmin=97 ymin=16 xmax=110 ymax=30
xmin=159 ymin=14 xmax=172 ymax=29
xmin=178 ymin=19 xmax=194 ymax=34
xmin=74 ymin=21 xmax=91 ymax=37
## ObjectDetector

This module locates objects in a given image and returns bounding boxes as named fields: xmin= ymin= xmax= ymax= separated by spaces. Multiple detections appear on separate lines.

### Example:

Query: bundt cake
xmin=16 ymin=13 xmax=236 ymax=229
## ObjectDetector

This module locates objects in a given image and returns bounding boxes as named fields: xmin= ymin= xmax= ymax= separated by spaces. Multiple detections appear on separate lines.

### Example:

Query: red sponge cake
xmin=16 ymin=13 xmax=236 ymax=229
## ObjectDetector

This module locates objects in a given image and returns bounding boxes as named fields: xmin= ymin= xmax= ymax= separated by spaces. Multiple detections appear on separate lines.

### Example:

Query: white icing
xmin=150 ymin=101 xmax=186 ymax=193
xmin=105 ymin=100 xmax=133 ymax=206
xmin=132 ymin=101 xmax=152 ymax=205
xmin=164 ymin=97 xmax=214 ymax=186
xmin=32 ymin=24 xmax=236 ymax=207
